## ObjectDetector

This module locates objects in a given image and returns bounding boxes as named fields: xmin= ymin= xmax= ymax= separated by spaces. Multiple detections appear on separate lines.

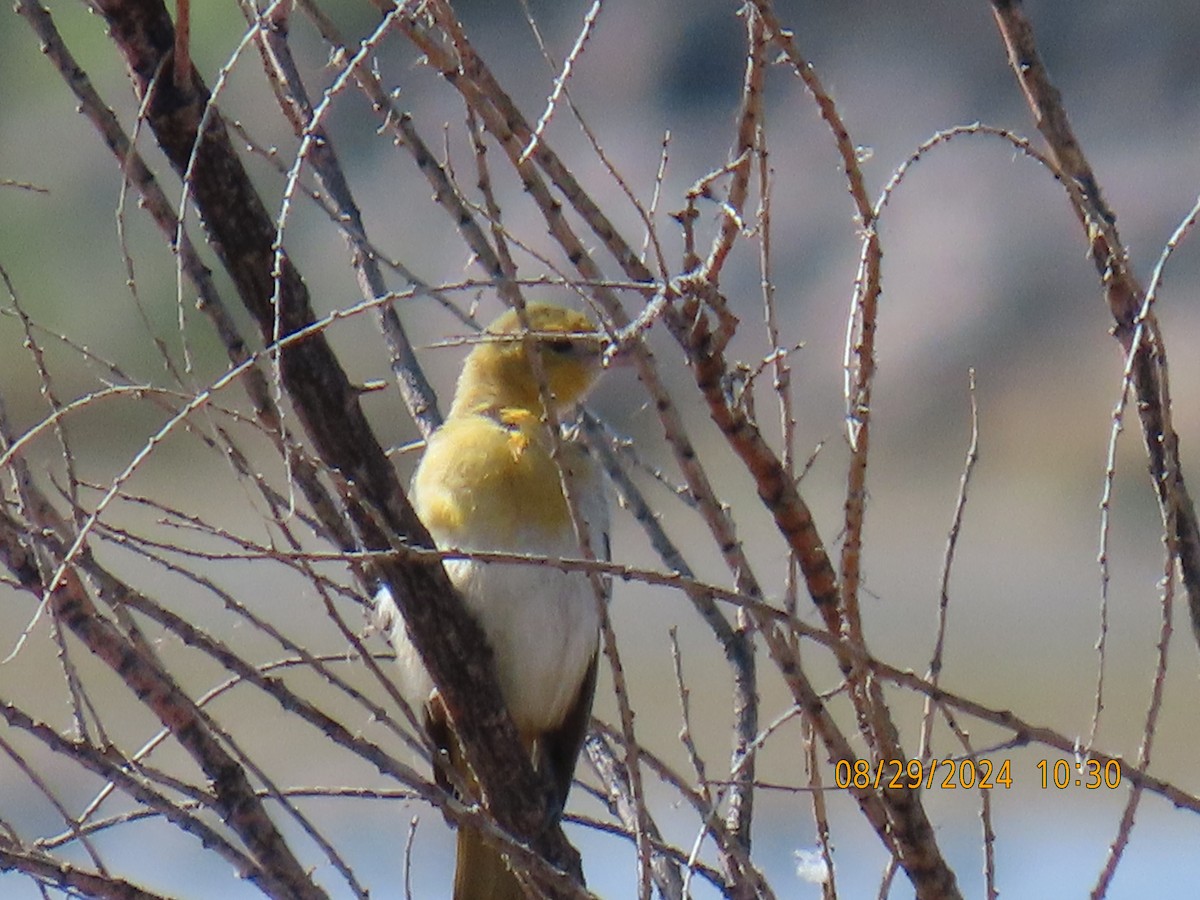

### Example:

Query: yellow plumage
xmin=413 ymin=410 xmax=573 ymax=542
xmin=379 ymin=303 xmax=610 ymax=899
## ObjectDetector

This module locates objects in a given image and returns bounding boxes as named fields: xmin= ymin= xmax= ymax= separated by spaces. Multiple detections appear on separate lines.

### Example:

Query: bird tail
xmin=454 ymin=824 xmax=526 ymax=900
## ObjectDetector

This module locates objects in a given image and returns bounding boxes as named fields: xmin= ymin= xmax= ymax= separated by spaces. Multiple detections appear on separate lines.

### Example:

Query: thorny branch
xmin=990 ymin=0 xmax=1200 ymax=648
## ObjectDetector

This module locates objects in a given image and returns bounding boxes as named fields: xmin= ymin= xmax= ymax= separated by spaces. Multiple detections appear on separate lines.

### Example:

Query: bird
xmin=377 ymin=302 xmax=612 ymax=899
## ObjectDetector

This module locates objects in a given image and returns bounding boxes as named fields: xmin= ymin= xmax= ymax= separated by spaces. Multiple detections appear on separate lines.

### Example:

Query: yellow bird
xmin=379 ymin=303 xmax=611 ymax=899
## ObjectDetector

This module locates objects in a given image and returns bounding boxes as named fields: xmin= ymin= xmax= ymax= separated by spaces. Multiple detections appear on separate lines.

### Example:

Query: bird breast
xmin=389 ymin=411 xmax=608 ymax=737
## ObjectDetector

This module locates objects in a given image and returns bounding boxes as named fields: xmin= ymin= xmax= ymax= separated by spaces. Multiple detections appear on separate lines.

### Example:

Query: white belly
xmin=379 ymin=506 xmax=605 ymax=737
xmin=449 ymin=548 xmax=598 ymax=733
xmin=377 ymin=419 xmax=608 ymax=737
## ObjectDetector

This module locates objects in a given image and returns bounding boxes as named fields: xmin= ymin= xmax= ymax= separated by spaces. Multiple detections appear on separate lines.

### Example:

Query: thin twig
xmin=920 ymin=370 xmax=980 ymax=761
xmin=518 ymin=0 xmax=603 ymax=164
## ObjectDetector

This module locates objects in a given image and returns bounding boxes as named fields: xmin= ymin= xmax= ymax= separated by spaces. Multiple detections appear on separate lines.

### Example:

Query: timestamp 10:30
xmin=1037 ymin=758 xmax=1122 ymax=790
xmin=833 ymin=758 xmax=1123 ymax=791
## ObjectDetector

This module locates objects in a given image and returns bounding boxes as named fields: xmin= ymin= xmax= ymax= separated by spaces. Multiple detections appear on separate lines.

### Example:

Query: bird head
xmin=449 ymin=303 xmax=607 ymax=418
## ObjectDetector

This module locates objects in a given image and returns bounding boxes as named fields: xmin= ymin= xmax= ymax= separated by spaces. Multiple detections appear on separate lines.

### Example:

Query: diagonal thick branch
xmin=85 ymin=0 xmax=587 ymax=893
xmin=990 ymin=0 xmax=1200 ymax=647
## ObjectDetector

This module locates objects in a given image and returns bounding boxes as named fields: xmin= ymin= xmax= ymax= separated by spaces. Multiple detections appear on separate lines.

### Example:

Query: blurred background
xmin=2 ymin=0 xmax=1200 ymax=897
